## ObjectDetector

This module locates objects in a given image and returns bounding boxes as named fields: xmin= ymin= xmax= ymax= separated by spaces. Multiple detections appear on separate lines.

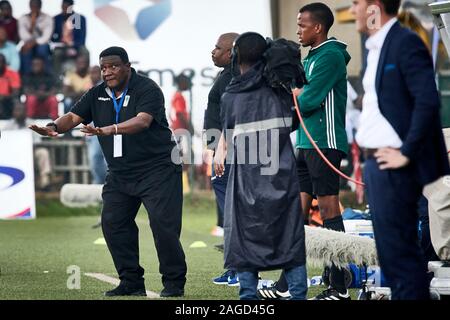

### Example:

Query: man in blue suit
xmin=350 ymin=0 xmax=450 ymax=299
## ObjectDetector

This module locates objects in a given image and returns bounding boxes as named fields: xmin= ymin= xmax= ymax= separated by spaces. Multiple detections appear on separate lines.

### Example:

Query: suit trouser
xmin=101 ymin=165 xmax=187 ymax=289
xmin=364 ymin=158 xmax=429 ymax=299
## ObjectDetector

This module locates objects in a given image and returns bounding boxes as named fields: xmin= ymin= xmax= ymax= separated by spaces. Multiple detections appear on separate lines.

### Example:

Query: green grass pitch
xmin=0 ymin=192 xmax=360 ymax=300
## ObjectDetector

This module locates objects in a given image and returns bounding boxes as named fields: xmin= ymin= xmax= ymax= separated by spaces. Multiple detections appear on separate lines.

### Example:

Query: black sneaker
xmin=309 ymin=288 xmax=351 ymax=300
xmin=104 ymin=283 xmax=146 ymax=297
xmin=257 ymin=283 xmax=291 ymax=300
xmin=160 ymin=286 xmax=184 ymax=298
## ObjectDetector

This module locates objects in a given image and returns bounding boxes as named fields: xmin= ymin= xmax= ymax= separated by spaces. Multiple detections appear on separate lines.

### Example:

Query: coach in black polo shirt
xmin=29 ymin=46 xmax=187 ymax=298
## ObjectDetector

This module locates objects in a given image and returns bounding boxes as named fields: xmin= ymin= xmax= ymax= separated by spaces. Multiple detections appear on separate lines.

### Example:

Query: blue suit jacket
xmin=376 ymin=22 xmax=450 ymax=185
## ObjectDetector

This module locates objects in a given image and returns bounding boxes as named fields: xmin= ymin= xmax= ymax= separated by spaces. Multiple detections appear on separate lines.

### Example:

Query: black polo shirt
xmin=71 ymin=68 xmax=179 ymax=180
xmin=203 ymin=64 xmax=233 ymax=150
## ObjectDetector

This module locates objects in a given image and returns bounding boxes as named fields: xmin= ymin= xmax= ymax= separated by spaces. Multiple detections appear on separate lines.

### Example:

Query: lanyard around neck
xmin=112 ymin=87 xmax=128 ymax=124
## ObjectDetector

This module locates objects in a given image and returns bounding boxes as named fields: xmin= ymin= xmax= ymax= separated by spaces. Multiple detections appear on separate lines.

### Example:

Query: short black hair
xmin=0 ymin=1 xmax=11 ymax=8
xmin=174 ymin=73 xmax=190 ymax=84
xmin=99 ymin=46 xmax=129 ymax=64
xmin=63 ymin=0 xmax=74 ymax=5
xmin=377 ymin=0 xmax=401 ymax=16
xmin=233 ymin=32 xmax=267 ymax=66
xmin=30 ymin=0 xmax=42 ymax=7
xmin=299 ymin=2 xmax=334 ymax=33
xmin=174 ymin=73 xmax=192 ymax=90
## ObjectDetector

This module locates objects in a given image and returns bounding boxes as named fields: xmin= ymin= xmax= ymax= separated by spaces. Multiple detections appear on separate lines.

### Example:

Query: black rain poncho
xmin=221 ymin=62 xmax=306 ymax=271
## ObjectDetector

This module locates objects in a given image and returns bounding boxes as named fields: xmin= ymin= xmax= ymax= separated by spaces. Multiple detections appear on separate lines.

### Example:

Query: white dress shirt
xmin=18 ymin=12 xmax=54 ymax=45
xmin=355 ymin=18 xmax=403 ymax=149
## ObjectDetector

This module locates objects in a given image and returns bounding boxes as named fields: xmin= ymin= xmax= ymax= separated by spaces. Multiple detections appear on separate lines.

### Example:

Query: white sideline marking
xmin=84 ymin=273 xmax=160 ymax=299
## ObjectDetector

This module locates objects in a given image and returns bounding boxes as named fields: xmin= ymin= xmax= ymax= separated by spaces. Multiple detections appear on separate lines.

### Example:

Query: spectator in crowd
xmin=170 ymin=73 xmax=190 ymax=132
xmin=0 ymin=0 xmax=18 ymax=43
xmin=85 ymin=64 xmax=107 ymax=185
xmin=2 ymin=100 xmax=52 ymax=190
xmin=345 ymin=82 xmax=360 ymax=153
xmin=340 ymin=81 xmax=361 ymax=190
xmin=52 ymin=0 xmax=87 ymax=76
xmin=0 ymin=53 xmax=20 ymax=119
xmin=63 ymin=54 xmax=91 ymax=113
xmin=170 ymin=73 xmax=192 ymax=193
xmin=23 ymin=57 xmax=58 ymax=119
xmin=0 ymin=26 xmax=19 ymax=71
xmin=18 ymin=0 xmax=53 ymax=74
xmin=86 ymin=64 xmax=107 ymax=229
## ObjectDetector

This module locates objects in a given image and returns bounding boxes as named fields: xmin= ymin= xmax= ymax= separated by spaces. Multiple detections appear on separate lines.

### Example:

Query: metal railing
xmin=36 ymin=138 xmax=90 ymax=184
xmin=430 ymin=1 xmax=450 ymax=57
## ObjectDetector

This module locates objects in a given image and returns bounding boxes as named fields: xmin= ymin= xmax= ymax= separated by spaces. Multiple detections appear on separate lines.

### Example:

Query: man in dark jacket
xmin=351 ymin=0 xmax=450 ymax=299
xmin=203 ymin=32 xmax=240 ymax=286
xmin=204 ymin=32 xmax=238 ymax=231
xmin=204 ymin=33 xmax=239 ymax=143
xmin=214 ymin=32 xmax=307 ymax=300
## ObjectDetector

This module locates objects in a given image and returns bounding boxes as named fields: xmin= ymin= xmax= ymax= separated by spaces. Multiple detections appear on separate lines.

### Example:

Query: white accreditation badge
xmin=113 ymin=134 xmax=123 ymax=158
xmin=123 ymin=95 xmax=130 ymax=107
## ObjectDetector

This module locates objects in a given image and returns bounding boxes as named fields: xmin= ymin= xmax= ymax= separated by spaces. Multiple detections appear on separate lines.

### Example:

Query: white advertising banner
xmin=0 ymin=130 xmax=36 ymax=219
xmin=12 ymin=0 xmax=273 ymax=163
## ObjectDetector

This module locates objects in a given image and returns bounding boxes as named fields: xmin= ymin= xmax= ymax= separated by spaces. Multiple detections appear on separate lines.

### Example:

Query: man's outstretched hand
xmin=80 ymin=124 xmax=113 ymax=136
xmin=28 ymin=124 xmax=59 ymax=137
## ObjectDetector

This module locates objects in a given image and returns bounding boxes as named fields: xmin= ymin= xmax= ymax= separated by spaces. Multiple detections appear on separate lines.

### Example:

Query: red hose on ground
xmin=292 ymin=90 xmax=366 ymax=187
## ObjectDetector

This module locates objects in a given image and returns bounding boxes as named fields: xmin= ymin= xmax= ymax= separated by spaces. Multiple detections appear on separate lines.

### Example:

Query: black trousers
xmin=364 ymin=158 xmax=429 ymax=300
xmin=101 ymin=164 xmax=186 ymax=289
